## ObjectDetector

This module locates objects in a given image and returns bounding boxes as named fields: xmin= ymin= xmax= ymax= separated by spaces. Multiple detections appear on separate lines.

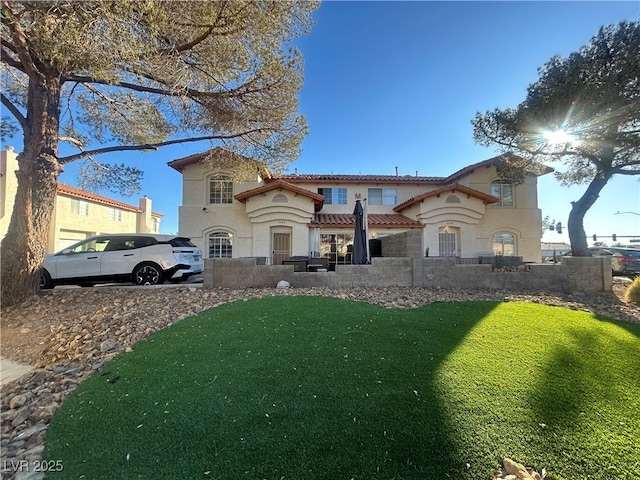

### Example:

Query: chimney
xmin=138 ymin=196 xmax=152 ymax=232
xmin=395 ymin=166 xmax=398 ymax=176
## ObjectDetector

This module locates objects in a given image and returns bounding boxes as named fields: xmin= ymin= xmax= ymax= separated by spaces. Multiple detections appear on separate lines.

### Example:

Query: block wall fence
xmin=203 ymin=256 xmax=612 ymax=294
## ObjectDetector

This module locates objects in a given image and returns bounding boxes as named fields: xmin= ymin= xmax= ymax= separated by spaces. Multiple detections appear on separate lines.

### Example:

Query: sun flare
xmin=542 ymin=129 xmax=576 ymax=145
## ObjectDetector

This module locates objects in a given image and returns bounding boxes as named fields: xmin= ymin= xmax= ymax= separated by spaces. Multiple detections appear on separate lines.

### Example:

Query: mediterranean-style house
xmin=1 ymin=147 xmax=163 ymax=253
xmin=168 ymin=148 xmax=549 ymax=269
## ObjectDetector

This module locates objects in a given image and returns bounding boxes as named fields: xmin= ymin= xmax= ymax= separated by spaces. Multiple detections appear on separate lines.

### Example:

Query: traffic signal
xmin=593 ymin=234 xmax=597 ymax=241
xmin=612 ymin=234 xmax=617 ymax=242
xmin=555 ymin=222 xmax=562 ymax=234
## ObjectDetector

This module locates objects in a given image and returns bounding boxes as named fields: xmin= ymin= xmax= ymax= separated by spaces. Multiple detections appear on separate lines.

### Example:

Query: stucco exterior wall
xmin=174 ymin=153 xmax=546 ymax=263
xmin=177 ymin=162 xmax=262 ymax=256
xmin=468 ymin=167 xmax=542 ymax=261
xmin=50 ymin=195 xmax=139 ymax=251
xmin=0 ymin=147 xmax=19 ymax=242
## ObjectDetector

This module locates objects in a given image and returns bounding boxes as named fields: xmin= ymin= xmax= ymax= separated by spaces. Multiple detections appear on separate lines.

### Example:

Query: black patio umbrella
xmin=352 ymin=200 xmax=368 ymax=264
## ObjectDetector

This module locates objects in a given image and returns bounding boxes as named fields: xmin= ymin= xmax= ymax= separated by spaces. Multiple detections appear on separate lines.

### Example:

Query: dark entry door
xmin=272 ymin=232 xmax=291 ymax=265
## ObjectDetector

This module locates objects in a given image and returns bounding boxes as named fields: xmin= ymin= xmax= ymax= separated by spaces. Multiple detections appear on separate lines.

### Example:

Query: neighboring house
xmin=1 ymin=147 xmax=163 ymax=253
xmin=168 ymin=147 xmax=550 ymax=267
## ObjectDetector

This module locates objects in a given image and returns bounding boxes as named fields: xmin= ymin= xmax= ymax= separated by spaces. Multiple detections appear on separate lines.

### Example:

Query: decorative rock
xmin=11 ymin=407 xmax=31 ymax=428
xmin=276 ymin=280 xmax=291 ymax=289
xmin=15 ymin=424 xmax=47 ymax=440
xmin=100 ymin=339 xmax=118 ymax=352
xmin=9 ymin=394 xmax=28 ymax=409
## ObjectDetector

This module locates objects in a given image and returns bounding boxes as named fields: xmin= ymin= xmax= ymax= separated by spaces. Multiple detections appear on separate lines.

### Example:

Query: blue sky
xmin=58 ymin=1 xmax=640 ymax=244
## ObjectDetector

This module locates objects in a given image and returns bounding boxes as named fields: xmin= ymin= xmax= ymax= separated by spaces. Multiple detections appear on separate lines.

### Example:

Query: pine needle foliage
xmin=0 ymin=0 xmax=318 ymax=306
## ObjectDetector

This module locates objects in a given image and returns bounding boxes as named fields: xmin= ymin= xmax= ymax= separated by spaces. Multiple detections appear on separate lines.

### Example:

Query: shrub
xmin=625 ymin=276 xmax=640 ymax=303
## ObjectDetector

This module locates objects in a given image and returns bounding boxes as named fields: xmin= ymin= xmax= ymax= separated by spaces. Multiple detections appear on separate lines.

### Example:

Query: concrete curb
xmin=0 ymin=356 xmax=33 ymax=385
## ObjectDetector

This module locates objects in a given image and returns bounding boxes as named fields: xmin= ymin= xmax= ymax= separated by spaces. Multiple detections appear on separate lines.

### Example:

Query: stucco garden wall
xmin=204 ymin=256 xmax=612 ymax=293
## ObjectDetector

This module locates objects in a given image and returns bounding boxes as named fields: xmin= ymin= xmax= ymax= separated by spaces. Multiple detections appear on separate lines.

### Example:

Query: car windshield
xmin=66 ymin=238 xmax=110 ymax=253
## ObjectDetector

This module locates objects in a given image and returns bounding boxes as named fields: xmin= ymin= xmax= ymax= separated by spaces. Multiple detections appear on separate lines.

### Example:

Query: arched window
xmin=209 ymin=231 xmax=233 ymax=258
xmin=491 ymin=180 xmax=514 ymax=207
xmin=209 ymin=175 xmax=233 ymax=204
xmin=493 ymin=232 xmax=516 ymax=256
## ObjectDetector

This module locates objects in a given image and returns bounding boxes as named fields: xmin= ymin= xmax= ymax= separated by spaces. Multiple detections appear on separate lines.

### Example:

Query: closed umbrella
xmin=352 ymin=200 xmax=368 ymax=264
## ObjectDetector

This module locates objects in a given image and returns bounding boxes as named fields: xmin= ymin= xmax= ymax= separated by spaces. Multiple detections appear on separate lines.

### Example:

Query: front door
xmin=439 ymin=231 xmax=457 ymax=257
xmin=272 ymin=232 xmax=291 ymax=265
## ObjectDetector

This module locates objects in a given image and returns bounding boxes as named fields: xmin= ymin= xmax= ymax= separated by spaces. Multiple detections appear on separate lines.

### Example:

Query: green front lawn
xmin=45 ymin=297 xmax=640 ymax=479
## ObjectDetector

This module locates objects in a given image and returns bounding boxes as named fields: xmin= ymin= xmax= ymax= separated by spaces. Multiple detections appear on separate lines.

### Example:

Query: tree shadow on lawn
xmin=45 ymin=297 xmax=501 ymax=479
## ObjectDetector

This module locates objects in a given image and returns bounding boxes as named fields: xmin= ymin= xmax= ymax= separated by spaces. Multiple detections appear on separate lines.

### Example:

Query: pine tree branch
xmin=57 ymin=129 xmax=271 ymax=164
xmin=0 ymin=92 xmax=26 ymax=130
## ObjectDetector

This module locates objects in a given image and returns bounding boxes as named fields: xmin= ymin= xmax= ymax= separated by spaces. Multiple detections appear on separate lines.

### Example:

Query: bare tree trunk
xmin=568 ymin=173 xmax=611 ymax=257
xmin=1 ymin=75 xmax=62 ymax=307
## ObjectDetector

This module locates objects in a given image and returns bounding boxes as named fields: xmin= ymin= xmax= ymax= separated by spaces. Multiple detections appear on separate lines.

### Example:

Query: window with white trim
xmin=209 ymin=231 xmax=233 ymax=258
xmin=318 ymin=188 xmax=347 ymax=205
xmin=491 ymin=180 xmax=514 ymax=207
xmin=209 ymin=175 xmax=233 ymax=204
xmin=368 ymin=188 xmax=397 ymax=205
xmin=320 ymin=233 xmax=353 ymax=263
xmin=493 ymin=232 xmax=516 ymax=256
xmin=107 ymin=207 xmax=122 ymax=222
xmin=70 ymin=199 xmax=89 ymax=216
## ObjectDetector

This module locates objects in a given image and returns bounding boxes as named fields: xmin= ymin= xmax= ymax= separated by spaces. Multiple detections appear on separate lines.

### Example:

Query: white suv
xmin=40 ymin=234 xmax=204 ymax=289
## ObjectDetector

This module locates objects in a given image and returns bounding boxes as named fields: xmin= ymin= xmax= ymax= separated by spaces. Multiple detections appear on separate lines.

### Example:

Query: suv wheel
xmin=133 ymin=262 xmax=164 ymax=286
xmin=40 ymin=269 xmax=54 ymax=290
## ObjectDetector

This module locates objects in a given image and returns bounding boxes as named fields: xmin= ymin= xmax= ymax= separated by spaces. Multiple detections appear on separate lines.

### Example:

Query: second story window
xmin=108 ymin=207 xmax=122 ymax=221
xmin=368 ymin=188 xmax=397 ymax=206
xmin=70 ymin=199 xmax=89 ymax=216
xmin=318 ymin=187 xmax=347 ymax=205
xmin=491 ymin=180 xmax=514 ymax=207
xmin=209 ymin=175 xmax=233 ymax=204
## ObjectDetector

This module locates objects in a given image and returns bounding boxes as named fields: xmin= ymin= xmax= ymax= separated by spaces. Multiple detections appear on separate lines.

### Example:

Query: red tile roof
xmin=281 ymin=173 xmax=443 ymax=185
xmin=313 ymin=213 xmax=423 ymax=229
xmin=167 ymin=147 xmax=270 ymax=177
xmin=57 ymin=184 xmax=163 ymax=217
xmin=282 ymin=154 xmax=552 ymax=185
xmin=168 ymin=149 xmax=552 ymax=184
xmin=234 ymin=179 xmax=325 ymax=211
xmin=393 ymin=182 xmax=499 ymax=212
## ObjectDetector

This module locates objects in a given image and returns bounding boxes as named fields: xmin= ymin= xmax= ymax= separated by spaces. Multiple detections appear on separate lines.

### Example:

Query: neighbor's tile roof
xmin=57 ymin=184 xmax=164 ymax=217
xmin=314 ymin=213 xmax=423 ymax=229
